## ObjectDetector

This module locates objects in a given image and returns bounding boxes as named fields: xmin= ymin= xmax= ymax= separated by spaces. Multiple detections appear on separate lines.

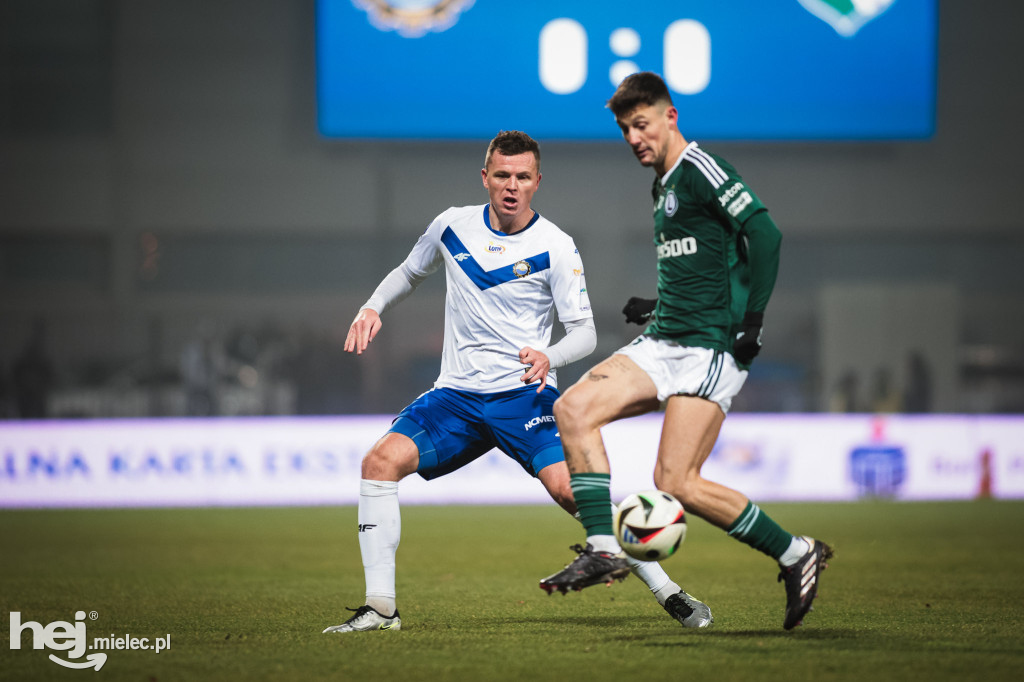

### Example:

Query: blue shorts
xmin=388 ymin=386 xmax=565 ymax=481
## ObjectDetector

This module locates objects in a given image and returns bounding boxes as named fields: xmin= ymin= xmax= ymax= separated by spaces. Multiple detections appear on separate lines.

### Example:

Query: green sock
xmin=727 ymin=501 xmax=793 ymax=560
xmin=570 ymin=473 xmax=614 ymax=537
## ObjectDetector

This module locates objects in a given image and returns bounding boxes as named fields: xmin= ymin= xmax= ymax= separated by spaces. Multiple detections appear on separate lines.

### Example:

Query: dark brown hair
xmin=484 ymin=130 xmax=540 ymax=170
xmin=606 ymin=72 xmax=674 ymax=118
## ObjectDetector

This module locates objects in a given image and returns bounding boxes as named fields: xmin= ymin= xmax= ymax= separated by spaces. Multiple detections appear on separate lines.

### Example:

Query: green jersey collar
xmin=660 ymin=142 xmax=694 ymax=186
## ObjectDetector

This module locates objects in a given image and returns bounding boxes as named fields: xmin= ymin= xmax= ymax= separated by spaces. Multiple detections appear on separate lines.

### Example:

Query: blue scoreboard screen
xmin=316 ymin=0 xmax=937 ymax=140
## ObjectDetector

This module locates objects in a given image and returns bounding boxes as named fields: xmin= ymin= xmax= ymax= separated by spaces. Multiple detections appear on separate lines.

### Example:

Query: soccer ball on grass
xmin=613 ymin=490 xmax=687 ymax=561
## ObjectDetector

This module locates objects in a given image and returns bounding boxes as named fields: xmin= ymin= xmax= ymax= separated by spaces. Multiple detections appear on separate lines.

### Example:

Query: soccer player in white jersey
xmin=324 ymin=131 xmax=712 ymax=634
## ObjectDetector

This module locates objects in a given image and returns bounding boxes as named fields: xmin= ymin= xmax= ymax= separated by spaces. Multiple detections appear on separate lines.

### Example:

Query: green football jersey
xmin=645 ymin=142 xmax=769 ymax=351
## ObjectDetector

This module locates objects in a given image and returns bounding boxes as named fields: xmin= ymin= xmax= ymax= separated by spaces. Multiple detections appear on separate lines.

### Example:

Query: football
xmin=613 ymin=490 xmax=687 ymax=561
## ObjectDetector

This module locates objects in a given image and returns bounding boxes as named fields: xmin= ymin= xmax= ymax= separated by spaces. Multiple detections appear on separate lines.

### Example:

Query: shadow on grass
xmin=667 ymin=627 xmax=853 ymax=640
xmin=474 ymin=616 xmax=638 ymax=628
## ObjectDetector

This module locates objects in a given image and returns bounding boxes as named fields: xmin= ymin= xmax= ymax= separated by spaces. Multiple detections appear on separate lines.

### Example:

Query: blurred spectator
xmin=180 ymin=323 xmax=220 ymax=416
xmin=286 ymin=329 xmax=364 ymax=415
xmin=12 ymin=320 xmax=55 ymax=419
xmin=903 ymin=351 xmax=932 ymax=413
xmin=869 ymin=366 xmax=903 ymax=414
xmin=829 ymin=370 xmax=860 ymax=413
xmin=0 ymin=365 xmax=15 ymax=418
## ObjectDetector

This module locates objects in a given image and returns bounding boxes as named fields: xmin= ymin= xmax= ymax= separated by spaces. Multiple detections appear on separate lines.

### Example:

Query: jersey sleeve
xmin=401 ymin=213 xmax=446 ymax=279
xmin=712 ymin=169 xmax=781 ymax=315
xmin=363 ymin=212 xmax=445 ymax=314
xmin=739 ymin=210 xmax=782 ymax=314
xmin=708 ymin=172 xmax=768 ymax=229
xmin=690 ymin=159 xmax=780 ymax=316
xmin=547 ymin=236 xmax=593 ymax=324
xmin=700 ymin=168 xmax=781 ymax=316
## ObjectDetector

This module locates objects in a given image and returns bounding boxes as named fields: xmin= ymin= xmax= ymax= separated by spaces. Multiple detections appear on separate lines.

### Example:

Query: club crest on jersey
xmin=352 ymin=0 xmax=475 ymax=38
xmin=513 ymin=260 xmax=532 ymax=278
xmin=796 ymin=0 xmax=896 ymax=37
xmin=486 ymin=241 xmax=506 ymax=255
xmin=664 ymin=190 xmax=678 ymax=217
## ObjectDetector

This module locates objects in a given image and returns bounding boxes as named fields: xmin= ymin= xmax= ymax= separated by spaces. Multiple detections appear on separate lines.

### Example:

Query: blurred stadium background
xmin=1 ymin=1 xmax=1022 ymax=422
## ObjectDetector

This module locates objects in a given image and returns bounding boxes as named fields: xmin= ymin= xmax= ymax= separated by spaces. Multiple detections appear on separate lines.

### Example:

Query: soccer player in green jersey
xmin=539 ymin=72 xmax=832 ymax=630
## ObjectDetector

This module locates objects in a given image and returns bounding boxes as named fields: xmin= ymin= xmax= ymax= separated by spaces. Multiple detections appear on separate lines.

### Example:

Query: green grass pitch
xmin=3 ymin=501 xmax=1023 ymax=681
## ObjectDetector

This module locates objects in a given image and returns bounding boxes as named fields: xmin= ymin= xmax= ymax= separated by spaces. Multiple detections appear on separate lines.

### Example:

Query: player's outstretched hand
xmin=732 ymin=311 xmax=764 ymax=365
xmin=344 ymin=308 xmax=382 ymax=355
xmin=622 ymin=296 xmax=657 ymax=325
xmin=519 ymin=347 xmax=551 ymax=393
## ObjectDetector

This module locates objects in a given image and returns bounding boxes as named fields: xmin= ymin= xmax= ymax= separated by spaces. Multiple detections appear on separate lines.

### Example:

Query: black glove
xmin=732 ymin=311 xmax=764 ymax=365
xmin=622 ymin=297 xmax=657 ymax=325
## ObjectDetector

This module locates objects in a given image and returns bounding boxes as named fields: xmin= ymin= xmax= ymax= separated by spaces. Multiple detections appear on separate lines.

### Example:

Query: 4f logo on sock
xmin=357 ymin=524 xmax=377 ymax=532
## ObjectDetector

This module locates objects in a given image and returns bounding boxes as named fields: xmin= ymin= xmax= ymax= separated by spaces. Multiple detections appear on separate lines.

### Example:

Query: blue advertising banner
xmin=317 ymin=0 xmax=937 ymax=140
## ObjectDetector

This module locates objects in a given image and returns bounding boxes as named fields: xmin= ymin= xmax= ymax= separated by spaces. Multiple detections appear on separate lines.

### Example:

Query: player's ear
xmin=665 ymin=105 xmax=679 ymax=128
xmin=481 ymin=167 xmax=488 ymax=188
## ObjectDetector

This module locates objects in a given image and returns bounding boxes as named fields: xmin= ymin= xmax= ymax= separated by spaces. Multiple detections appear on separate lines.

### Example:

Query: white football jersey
xmin=400 ymin=204 xmax=592 ymax=392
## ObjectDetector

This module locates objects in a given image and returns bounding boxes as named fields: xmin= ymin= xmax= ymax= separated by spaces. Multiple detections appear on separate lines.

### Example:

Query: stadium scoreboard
xmin=317 ymin=0 xmax=937 ymax=140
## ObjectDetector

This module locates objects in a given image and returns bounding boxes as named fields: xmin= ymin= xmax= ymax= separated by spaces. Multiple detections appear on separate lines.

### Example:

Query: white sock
xmin=597 ymin=502 xmax=673 ymax=598
xmin=625 ymin=555 xmax=674 ymax=602
xmin=652 ymin=580 xmax=682 ymax=606
xmin=778 ymin=536 xmax=811 ymax=567
xmin=587 ymin=534 xmax=621 ymax=554
xmin=359 ymin=479 xmax=400 ymax=615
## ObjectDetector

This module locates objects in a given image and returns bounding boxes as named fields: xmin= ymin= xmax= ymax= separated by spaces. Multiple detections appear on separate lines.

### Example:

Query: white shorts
xmin=615 ymin=335 xmax=748 ymax=413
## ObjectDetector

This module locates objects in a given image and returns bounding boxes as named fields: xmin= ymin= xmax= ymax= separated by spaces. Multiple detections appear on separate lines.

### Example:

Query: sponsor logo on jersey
xmin=664 ymin=190 xmax=678 ymax=217
xmin=352 ymin=0 xmax=476 ymax=39
xmin=441 ymin=227 xmax=550 ymax=290
xmin=657 ymin=236 xmax=698 ymax=260
xmin=797 ymin=0 xmax=895 ymax=37
xmin=486 ymin=241 xmax=506 ymax=255
xmin=512 ymin=260 xmax=532 ymax=278
xmin=718 ymin=182 xmax=745 ymax=207
xmin=524 ymin=415 xmax=556 ymax=431
xmin=726 ymin=191 xmax=753 ymax=217
xmin=573 ymin=268 xmax=583 ymax=276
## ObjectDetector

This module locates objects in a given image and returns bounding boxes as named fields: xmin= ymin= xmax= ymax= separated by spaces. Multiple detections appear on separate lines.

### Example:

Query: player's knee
xmin=551 ymin=483 xmax=576 ymax=515
xmin=653 ymin=472 xmax=700 ymax=510
xmin=537 ymin=462 xmax=577 ymax=514
xmin=553 ymin=389 xmax=591 ymax=431
xmin=361 ymin=435 xmax=418 ymax=481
